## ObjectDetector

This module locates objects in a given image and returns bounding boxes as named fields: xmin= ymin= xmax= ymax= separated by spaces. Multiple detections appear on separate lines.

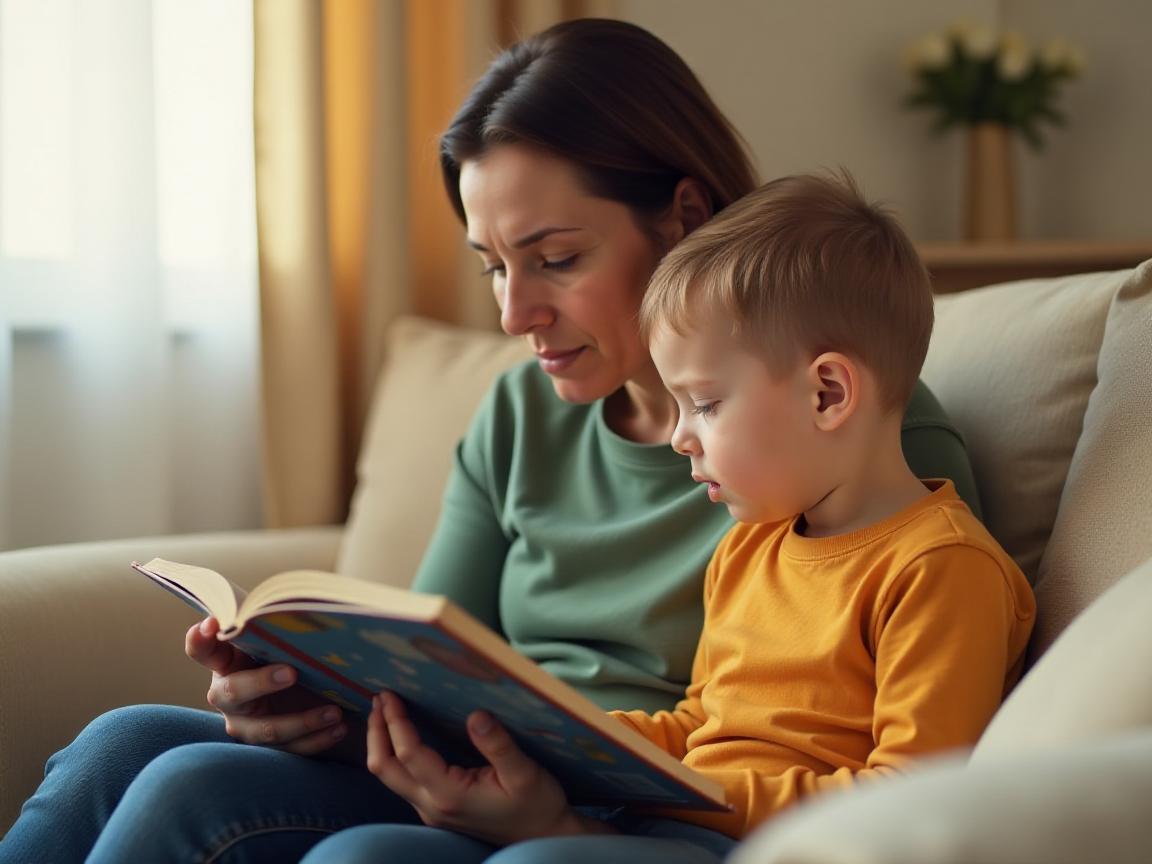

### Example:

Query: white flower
xmin=1041 ymin=37 xmax=1071 ymax=69
xmin=952 ymin=19 xmax=998 ymax=60
xmin=1043 ymin=38 xmax=1087 ymax=76
xmin=907 ymin=32 xmax=951 ymax=71
xmin=998 ymin=33 xmax=1032 ymax=80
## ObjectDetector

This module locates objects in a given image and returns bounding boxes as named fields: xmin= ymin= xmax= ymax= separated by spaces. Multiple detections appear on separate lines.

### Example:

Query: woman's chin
xmin=549 ymin=379 xmax=608 ymax=405
xmin=545 ymin=365 xmax=620 ymax=405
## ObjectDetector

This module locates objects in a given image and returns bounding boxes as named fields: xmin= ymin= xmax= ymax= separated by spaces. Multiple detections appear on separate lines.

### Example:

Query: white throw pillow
xmin=1028 ymin=260 xmax=1152 ymax=657
xmin=920 ymin=270 xmax=1121 ymax=581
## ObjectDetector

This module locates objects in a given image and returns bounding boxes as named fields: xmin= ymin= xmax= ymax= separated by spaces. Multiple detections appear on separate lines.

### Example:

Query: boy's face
xmin=650 ymin=311 xmax=827 ymax=524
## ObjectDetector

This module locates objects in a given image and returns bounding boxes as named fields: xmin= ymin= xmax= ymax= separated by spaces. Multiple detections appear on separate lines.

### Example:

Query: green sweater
xmin=413 ymin=362 xmax=979 ymax=714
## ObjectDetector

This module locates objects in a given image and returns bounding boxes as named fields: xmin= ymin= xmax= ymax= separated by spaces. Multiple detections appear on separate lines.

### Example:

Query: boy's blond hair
xmin=641 ymin=171 xmax=933 ymax=411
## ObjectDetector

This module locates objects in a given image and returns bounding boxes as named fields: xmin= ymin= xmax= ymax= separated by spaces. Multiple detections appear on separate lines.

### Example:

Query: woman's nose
xmin=498 ymin=272 xmax=554 ymax=336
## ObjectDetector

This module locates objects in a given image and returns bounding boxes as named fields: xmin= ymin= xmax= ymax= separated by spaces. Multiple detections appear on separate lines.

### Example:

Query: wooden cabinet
xmin=916 ymin=241 xmax=1152 ymax=294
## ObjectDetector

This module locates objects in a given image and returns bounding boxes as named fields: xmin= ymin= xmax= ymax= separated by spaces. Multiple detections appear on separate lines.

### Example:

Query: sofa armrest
xmin=0 ymin=526 xmax=343 ymax=832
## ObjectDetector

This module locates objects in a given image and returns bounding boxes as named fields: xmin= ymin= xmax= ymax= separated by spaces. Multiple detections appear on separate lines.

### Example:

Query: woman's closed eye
xmin=481 ymin=255 xmax=576 ymax=277
xmin=542 ymin=254 xmax=578 ymax=271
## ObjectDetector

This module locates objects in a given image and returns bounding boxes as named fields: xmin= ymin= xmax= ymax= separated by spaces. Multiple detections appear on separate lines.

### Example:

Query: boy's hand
xmin=185 ymin=617 xmax=350 ymax=756
xmin=367 ymin=691 xmax=616 ymax=845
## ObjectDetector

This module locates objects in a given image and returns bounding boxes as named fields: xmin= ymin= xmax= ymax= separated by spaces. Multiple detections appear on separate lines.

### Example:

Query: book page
xmin=133 ymin=558 xmax=246 ymax=629
xmin=235 ymin=570 xmax=444 ymax=629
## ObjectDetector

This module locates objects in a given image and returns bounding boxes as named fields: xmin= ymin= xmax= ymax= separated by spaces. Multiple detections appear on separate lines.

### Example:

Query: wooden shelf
xmin=916 ymin=241 xmax=1152 ymax=293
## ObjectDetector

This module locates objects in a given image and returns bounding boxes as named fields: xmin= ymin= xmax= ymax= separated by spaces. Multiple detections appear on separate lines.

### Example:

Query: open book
xmin=134 ymin=558 xmax=727 ymax=812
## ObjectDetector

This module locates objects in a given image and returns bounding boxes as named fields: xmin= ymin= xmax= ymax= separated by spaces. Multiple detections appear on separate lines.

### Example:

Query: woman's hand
xmin=367 ymin=691 xmax=616 ymax=845
xmin=185 ymin=617 xmax=351 ymax=755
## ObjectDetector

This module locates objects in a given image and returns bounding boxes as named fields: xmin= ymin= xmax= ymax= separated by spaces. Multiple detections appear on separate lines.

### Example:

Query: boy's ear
xmin=808 ymin=353 xmax=858 ymax=431
xmin=656 ymin=178 xmax=714 ymax=249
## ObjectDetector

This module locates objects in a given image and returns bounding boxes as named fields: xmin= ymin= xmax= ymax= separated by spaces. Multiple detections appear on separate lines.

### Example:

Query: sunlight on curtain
xmin=0 ymin=0 xmax=261 ymax=550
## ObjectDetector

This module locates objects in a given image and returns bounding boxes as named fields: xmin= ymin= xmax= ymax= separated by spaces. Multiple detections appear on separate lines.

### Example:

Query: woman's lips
xmin=536 ymin=347 xmax=585 ymax=375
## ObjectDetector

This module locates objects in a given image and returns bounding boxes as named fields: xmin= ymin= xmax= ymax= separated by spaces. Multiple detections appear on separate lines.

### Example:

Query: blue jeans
xmin=1 ymin=705 xmax=738 ymax=863
xmin=0 ymin=704 xmax=420 ymax=863
xmin=298 ymin=813 xmax=738 ymax=863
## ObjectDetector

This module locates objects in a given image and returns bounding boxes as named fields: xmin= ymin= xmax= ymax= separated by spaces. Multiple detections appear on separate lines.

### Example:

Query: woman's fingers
xmin=223 ymin=702 xmax=346 ymax=750
xmin=279 ymin=720 xmax=351 ymax=756
xmin=465 ymin=711 xmax=539 ymax=796
xmin=185 ymin=616 xmax=348 ymax=753
xmin=205 ymin=663 xmax=297 ymax=715
xmin=367 ymin=693 xmax=421 ymax=798
xmin=364 ymin=693 xmax=573 ymax=841
xmin=380 ymin=692 xmax=453 ymax=787
xmin=185 ymin=618 xmax=258 ymax=676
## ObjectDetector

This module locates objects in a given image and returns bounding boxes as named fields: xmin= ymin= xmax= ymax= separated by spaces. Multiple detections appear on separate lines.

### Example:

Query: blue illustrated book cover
xmin=134 ymin=558 xmax=728 ymax=812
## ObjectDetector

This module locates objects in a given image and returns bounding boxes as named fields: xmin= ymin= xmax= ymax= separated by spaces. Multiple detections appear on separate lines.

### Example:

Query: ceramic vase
xmin=964 ymin=122 xmax=1017 ymax=242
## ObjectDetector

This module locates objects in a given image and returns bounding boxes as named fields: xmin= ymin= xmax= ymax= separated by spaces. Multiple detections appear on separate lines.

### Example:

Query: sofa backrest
xmin=1023 ymin=260 xmax=1152 ymax=659
xmin=918 ymin=260 xmax=1151 ymax=660
xmin=919 ymin=271 xmax=1115 ymax=582
xmin=923 ymin=261 xmax=1152 ymax=659
xmin=340 ymin=262 xmax=1152 ymax=662
xmin=338 ymin=316 xmax=530 ymax=586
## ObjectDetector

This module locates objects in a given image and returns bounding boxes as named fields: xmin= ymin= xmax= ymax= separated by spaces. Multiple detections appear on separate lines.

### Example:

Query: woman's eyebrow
xmin=467 ymin=226 xmax=583 ymax=252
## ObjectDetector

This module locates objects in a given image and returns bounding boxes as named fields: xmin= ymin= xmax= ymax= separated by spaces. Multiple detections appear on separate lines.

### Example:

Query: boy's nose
xmin=670 ymin=423 xmax=699 ymax=457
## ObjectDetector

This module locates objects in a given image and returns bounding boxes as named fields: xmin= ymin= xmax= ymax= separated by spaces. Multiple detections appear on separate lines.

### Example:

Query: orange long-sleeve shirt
xmin=612 ymin=480 xmax=1035 ymax=839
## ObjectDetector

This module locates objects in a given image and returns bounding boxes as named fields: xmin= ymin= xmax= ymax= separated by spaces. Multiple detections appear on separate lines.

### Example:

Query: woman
xmin=0 ymin=19 xmax=978 ymax=864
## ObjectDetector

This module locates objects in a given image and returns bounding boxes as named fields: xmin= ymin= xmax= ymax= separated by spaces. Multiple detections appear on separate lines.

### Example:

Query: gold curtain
xmin=253 ymin=0 xmax=611 ymax=528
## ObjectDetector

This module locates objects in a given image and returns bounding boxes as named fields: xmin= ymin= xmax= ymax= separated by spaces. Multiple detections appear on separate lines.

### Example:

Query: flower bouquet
xmin=903 ymin=20 xmax=1084 ymax=148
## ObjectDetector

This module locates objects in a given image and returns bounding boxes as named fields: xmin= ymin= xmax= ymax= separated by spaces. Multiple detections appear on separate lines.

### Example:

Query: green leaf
xmin=1019 ymin=121 xmax=1044 ymax=150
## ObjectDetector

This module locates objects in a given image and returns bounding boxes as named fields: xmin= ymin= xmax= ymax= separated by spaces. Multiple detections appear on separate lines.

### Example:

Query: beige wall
xmin=1005 ymin=0 xmax=1152 ymax=241
xmin=617 ymin=0 xmax=1151 ymax=242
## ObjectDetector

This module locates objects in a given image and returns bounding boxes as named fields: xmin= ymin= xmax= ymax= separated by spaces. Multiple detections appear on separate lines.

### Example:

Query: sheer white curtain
xmin=0 ymin=0 xmax=261 ymax=550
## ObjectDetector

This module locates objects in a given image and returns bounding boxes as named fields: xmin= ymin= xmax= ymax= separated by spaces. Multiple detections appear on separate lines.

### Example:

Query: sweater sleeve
xmin=865 ymin=543 xmax=1031 ymax=767
xmin=610 ymin=662 xmax=707 ymax=760
xmin=672 ymin=544 xmax=1032 ymax=839
xmin=608 ymin=553 xmax=719 ymax=758
xmin=411 ymin=386 xmax=510 ymax=635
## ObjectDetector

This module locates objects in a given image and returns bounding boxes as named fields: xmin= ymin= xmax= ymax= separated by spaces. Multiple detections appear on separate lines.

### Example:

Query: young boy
xmin=355 ymin=172 xmax=1034 ymax=861
xmin=612 ymin=171 xmax=1035 ymax=840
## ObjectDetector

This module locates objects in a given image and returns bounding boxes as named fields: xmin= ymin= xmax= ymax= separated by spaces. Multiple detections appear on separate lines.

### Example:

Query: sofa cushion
xmin=919 ymin=271 xmax=1121 ymax=581
xmin=338 ymin=316 xmax=530 ymax=587
xmin=729 ymin=730 xmax=1152 ymax=864
xmin=973 ymin=554 xmax=1152 ymax=758
xmin=1027 ymin=260 xmax=1152 ymax=657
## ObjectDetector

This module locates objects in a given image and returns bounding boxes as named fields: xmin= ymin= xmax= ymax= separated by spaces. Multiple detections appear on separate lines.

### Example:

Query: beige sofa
xmin=1 ymin=262 xmax=1150 ymax=861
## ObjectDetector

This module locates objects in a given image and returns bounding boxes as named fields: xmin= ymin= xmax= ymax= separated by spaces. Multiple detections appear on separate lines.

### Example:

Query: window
xmin=0 ymin=0 xmax=261 ymax=549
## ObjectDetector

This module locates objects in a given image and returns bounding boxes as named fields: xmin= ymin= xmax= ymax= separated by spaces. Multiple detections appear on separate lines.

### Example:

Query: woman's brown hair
xmin=440 ymin=18 xmax=757 ymax=225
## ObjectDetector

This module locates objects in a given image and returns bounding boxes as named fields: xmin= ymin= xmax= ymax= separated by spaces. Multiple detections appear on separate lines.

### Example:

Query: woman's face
xmin=459 ymin=144 xmax=667 ymax=405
